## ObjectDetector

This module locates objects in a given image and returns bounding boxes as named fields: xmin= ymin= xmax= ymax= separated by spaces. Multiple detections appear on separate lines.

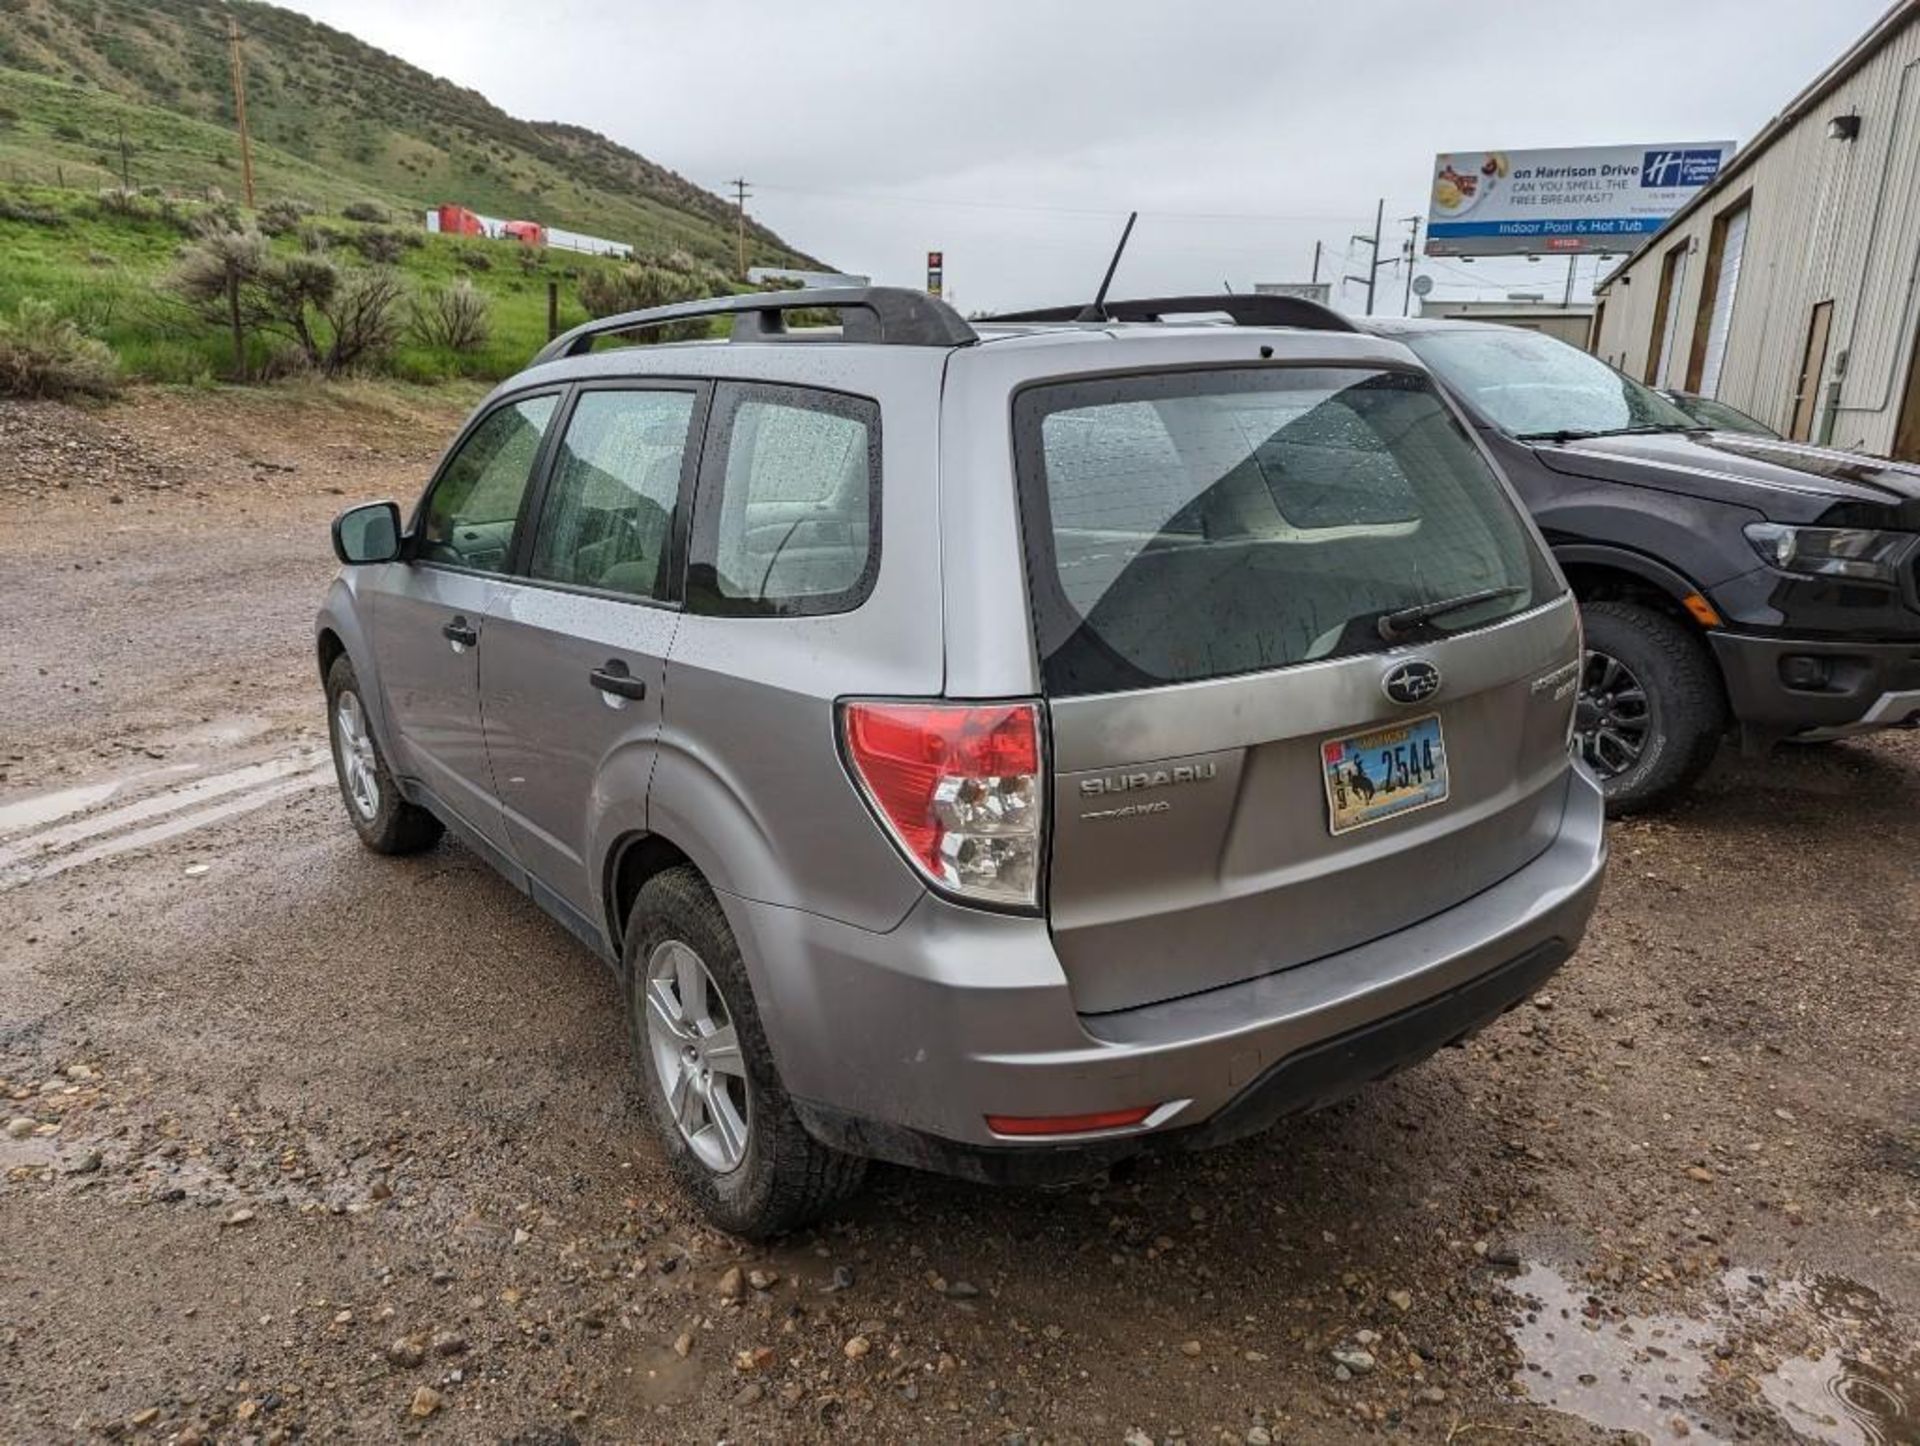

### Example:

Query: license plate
xmin=1321 ymin=714 xmax=1449 ymax=835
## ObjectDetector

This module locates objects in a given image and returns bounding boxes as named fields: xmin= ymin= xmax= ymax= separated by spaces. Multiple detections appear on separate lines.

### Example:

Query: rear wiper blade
xmin=1376 ymin=585 xmax=1526 ymax=641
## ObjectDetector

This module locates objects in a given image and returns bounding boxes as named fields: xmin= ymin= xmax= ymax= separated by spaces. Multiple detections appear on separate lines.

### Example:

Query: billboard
xmin=1426 ymin=143 xmax=1735 ymax=256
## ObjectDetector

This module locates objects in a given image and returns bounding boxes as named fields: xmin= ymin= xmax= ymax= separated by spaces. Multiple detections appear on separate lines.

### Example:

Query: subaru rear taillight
xmin=839 ymin=700 xmax=1044 ymax=908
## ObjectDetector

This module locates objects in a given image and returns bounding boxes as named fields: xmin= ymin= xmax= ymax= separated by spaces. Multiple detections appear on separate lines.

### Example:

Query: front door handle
xmin=590 ymin=660 xmax=648 ymax=702
xmin=442 ymin=616 xmax=478 ymax=649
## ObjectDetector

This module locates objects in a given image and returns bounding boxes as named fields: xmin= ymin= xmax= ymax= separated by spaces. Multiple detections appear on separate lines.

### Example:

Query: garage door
xmin=1697 ymin=207 xmax=1749 ymax=398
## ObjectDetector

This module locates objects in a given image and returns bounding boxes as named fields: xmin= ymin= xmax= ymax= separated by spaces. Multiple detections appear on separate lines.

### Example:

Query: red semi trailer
xmin=435 ymin=204 xmax=485 ymax=236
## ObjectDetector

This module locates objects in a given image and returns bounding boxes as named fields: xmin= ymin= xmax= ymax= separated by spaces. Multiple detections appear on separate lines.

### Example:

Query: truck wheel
xmin=1575 ymin=601 xmax=1726 ymax=816
xmin=325 ymin=655 xmax=443 ymax=854
xmin=624 ymin=867 xmax=867 ymax=1240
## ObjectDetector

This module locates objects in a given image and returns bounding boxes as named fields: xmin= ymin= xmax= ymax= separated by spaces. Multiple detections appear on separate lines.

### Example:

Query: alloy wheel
xmin=642 ymin=939 xmax=751 ymax=1174
xmin=1575 ymin=648 xmax=1652 ymax=778
xmin=333 ymin=690 xmax=381 ymax=820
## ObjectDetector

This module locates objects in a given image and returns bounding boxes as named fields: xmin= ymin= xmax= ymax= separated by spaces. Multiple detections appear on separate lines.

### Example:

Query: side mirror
xmin=332 ymin=501 xmax=403 ymax=565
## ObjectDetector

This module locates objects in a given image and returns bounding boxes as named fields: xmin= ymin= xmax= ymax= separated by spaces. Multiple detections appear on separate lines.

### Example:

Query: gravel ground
xmin=1 ymin=390 xmax=1916 ymax=1445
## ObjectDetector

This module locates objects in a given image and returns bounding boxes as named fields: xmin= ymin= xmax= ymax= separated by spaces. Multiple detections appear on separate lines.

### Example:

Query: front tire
xmin=1575 ymin=601 xmax=1726 ymax=816
xmin=624 ymin=867 xmax=866 ymax=1239
xmin=324 ymin=655 xmax=443 ymax=855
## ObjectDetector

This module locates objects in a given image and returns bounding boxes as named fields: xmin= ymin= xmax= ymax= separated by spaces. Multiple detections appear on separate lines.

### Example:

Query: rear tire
xmin=1576 ymin=601 xmax=1725 ymax=816
xmin=324 ymin=655 xmax=443 ymax=855
xmin=624 ymin=866 xmax=867 ymax=1239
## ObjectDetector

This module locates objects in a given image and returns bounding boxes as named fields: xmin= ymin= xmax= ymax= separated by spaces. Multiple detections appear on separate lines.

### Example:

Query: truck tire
xmin=624 ymin=867 xmax=867 ymax=1239
xmin=1575 ymin=601 xmax=1726 ymax=816
xmin=325 ymin=655 xmax=443 ymax=854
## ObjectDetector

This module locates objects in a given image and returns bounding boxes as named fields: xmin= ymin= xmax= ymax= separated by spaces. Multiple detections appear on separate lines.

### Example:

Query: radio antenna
xmin=1080 ymin=211 xmax=1138 ymax=321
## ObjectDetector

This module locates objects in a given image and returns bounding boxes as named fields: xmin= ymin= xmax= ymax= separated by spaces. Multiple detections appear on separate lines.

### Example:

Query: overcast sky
xmin=281 ymin=0 xmax=1888 ymax=314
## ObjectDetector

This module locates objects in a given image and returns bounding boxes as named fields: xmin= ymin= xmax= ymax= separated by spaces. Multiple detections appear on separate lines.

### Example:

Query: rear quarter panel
xmin=646 ymin=344 xmax=951 ymax=936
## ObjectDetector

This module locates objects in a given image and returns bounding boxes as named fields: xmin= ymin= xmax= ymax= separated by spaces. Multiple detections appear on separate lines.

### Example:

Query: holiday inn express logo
xmin=1641 ymin=148 xmax=1726 ymax=188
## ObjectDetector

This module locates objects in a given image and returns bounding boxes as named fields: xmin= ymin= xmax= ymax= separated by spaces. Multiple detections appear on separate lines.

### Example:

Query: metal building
xmin=1591 ymin=0 xmax=1920 ymax=460
xmin=1417 ymin=298 xmax=1596 ymax=348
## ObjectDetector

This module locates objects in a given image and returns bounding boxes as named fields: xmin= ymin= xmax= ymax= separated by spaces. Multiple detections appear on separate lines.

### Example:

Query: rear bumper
xmin=724 ymin=766 xmax=1607 ymax=1184
xmin=1709 ymin=631 xmax=1920 ymax=738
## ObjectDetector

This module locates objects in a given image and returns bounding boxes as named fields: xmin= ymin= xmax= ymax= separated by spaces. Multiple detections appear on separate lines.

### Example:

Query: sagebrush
xmin=166 ymin=226 xmax=408 ymax=378
xmin=407 ymin=278 xmax=491 ymax=353
xmin=577 ymin=260 xmax=731 ymax=342
xmin=0 ymin=298 xmax=120 ymax=399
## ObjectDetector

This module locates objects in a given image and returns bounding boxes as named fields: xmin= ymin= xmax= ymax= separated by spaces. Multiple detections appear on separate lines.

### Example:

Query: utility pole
xmin=727 ymin=178 xmax=752 ymax=281
xmin=1400 ymin=214 xmax=1422 ymax=316
xmin=1310 ymin=240 xmax=1322 ymax=284
xmin=1562 ymin=253 xmax=1578 ymax=307
xmin=1345 ymin=198 xmax=1387 ymax=315
xmin=227 ymin=15 xmax=256 ymax=208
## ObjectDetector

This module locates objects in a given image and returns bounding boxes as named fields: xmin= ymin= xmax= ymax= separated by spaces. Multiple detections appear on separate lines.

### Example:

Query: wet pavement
xmin=1 ymin=389 xmax=1917 ymax=1444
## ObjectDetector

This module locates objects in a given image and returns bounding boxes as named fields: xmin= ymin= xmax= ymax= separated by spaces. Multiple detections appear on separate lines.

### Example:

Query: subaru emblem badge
xmin=1383 ymin=660 xmax=1442 ymax=706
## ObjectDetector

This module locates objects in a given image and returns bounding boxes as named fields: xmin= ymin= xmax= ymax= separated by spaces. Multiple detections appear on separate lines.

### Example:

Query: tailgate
xmin=1047 ymin=600 xmax=1579 ymax=1013
xmin=1009 ymin=359 xmax=1576 ymax=1014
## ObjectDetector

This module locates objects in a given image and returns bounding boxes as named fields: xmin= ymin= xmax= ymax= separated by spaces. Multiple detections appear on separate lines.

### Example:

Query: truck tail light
xmin=839 ymin=700 xmax=1044 ymax=908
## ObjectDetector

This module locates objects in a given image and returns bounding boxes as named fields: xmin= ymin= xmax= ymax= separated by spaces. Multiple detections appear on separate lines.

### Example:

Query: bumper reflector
xmin=985 ymin=1106 xmax=1157 ymax=1137
xmin=1682 ymin=592 xmax=1722 ymax=627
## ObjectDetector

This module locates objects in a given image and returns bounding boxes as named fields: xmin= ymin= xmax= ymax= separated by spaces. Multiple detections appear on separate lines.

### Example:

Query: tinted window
xmin=1404 ymin=327 xmax=1696 ymax=439
xmin=416 ymin=394 xmax=557 ymax=571
xmin=1014 ymin=366 xmax=1558 ymax=697
xmin=529 ymin=389 xmax=696 ymax=600
xmin=689 ymin=384 xmax=879 ymax=616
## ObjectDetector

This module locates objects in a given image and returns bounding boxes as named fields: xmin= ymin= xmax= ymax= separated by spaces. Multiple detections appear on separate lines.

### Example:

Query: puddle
xmin=1744 ymin=1273 xmax=1919 ymax=1446
xmin=1509 ymin=1262 xmax=1920 ymax=1444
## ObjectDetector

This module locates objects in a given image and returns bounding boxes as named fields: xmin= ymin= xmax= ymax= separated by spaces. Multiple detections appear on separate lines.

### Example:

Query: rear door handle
xmin=442 ymin=616 xmax=479 ymax=649
xmin=590 ymin=660 xmax=648 ymax=702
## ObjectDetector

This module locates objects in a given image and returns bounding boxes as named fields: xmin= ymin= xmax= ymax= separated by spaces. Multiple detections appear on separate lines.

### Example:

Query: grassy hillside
xmin=0 ymin=0 xmax=819 ymax=272
xmin=0 ymin=183 xmax=725 ymax=385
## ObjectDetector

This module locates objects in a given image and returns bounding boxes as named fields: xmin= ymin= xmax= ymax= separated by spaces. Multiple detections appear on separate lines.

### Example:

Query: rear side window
xmin=687 ymin=383 xmax=880 ymax=616
xmin=528 ymin=388 xmax=696 ymax=601
xmin=1014 ymin=366 xmax=1557 ymax=696
xmin=416 ymin=394 xmax=557 ymax=572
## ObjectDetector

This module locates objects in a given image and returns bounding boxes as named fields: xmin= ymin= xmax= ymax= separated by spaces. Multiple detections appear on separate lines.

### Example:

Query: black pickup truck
xmin=1360 ymin=318 xmax=1920 ymax=813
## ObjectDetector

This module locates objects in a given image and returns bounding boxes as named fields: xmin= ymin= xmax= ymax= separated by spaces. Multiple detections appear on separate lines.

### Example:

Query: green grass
xmin=0 ymin=183 xmax=658 ymax=386
xmin=0 ymin=67 xmax=418 ymax=215
xmin=0 ymin=0 xmax=820 ymax=273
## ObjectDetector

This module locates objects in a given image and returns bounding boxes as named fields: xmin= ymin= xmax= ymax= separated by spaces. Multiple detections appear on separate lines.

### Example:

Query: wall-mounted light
xmin=1829 ymin=112 xmax=1862 ymax=141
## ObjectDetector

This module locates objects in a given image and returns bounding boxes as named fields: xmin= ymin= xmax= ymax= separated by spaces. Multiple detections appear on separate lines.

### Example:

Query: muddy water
xmin=1510 ymin=1262 xmax=1919 ymax=1443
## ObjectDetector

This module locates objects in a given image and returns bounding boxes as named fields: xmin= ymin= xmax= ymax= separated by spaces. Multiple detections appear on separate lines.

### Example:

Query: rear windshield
xmin=1012 ymin=365 xmax=1558 ymax=697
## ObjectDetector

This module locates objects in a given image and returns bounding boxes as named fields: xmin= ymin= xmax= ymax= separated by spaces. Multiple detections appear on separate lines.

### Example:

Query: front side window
xmin=416 ymin=394 xmax=558 ymax=571
xmin=528 ymin=388 xmax=697 ymax=600
xmin=1014 ymin=366 xmax=1559 ymax=697
xmin=1405 ymin=327 xmax=1696 ymax=440
xmin=688 ymin=384 xmax=879 ymax=616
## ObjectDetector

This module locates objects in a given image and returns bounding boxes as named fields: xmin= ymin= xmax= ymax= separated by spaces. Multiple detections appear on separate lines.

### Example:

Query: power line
xmin=750 ymin=181 xmax=1375 ymax=226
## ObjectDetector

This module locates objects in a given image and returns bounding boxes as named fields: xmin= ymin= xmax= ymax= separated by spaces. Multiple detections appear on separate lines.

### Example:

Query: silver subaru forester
xmin=317 ymin=287 xmax=1606 ymax=1238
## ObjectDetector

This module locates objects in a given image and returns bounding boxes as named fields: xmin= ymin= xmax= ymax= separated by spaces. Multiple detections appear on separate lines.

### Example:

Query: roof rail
xmin=984 ymin=293 xmax=1358 ymax=334
xmin=532 ymin=286 xmax=978 ymax=365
